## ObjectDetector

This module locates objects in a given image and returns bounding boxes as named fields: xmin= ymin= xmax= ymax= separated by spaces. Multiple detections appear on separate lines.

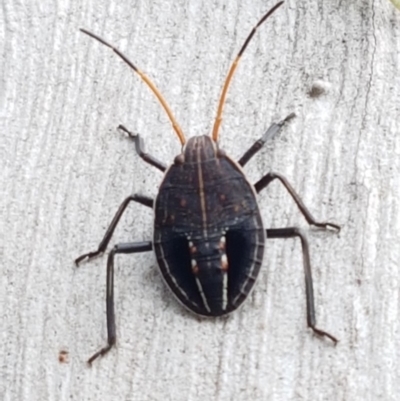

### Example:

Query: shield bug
xmin=76 ymin=1 xmax=339 ymax=364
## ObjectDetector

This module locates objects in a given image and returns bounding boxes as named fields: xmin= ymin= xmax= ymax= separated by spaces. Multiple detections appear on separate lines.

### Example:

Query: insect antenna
xmin=211 ymin=1 xmax=284 ymax=142
xmin=80 ymin=29 xmax=186 ymax=145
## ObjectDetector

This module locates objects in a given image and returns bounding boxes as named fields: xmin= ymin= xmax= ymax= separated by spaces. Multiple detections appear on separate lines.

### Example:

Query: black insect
xmin=76 ymin=1 xmax=339 ymax=364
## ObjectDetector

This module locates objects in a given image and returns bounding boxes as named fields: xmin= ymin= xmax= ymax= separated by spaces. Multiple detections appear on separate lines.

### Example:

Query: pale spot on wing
xmin=221 ymin=254 xmax=228 ymax=271
xmin=219 ymin=235 xmax=226 ymax=250
xmin=191 ymin=259 xmax=199 ymax=274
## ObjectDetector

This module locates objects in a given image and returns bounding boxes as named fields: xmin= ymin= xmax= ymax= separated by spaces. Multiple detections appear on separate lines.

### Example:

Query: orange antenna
xmin=80 ymin=29 xmax=186 ymax=145
xmin=212 ymin=2 xmax=284 ymax=142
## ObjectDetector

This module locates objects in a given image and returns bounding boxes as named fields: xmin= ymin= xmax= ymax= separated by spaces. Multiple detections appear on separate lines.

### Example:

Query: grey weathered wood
xmin=2 ymin=1 xmax=400 ymax=400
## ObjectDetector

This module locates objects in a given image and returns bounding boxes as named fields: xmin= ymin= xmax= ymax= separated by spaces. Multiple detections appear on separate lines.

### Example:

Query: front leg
xmin=238 ymin=113 xmax=295 ymax=167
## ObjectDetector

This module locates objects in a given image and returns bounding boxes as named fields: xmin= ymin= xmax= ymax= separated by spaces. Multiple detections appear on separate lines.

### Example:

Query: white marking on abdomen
xmin=222 ymin=272 xmax=228 ymax=310
xmin=195 ymin=277 xmax=211 ymax=313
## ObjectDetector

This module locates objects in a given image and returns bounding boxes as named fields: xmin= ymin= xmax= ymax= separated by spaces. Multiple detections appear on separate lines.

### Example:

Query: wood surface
xmin=2 ymin=1 xmax=400 ymax=400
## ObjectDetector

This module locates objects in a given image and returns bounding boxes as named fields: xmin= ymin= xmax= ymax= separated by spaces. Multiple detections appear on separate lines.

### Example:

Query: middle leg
xmin=255 ymin=172 xmax=340 ymax=231
xmin=76 ymin=194 xmax=153 ymax=265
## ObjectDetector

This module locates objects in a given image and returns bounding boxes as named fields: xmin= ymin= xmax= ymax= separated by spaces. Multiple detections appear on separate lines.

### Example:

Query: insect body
xmin=77 ymin=1 xmax=339 ymax=364
xmin=154 ymin=135 xmax=265 ymax=316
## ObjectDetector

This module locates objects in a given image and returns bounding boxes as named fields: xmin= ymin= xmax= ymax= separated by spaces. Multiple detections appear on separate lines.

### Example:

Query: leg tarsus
xmin=75 ymin=250 xmax=103 ymax=266
xmin=88 ymin=343 xmax=114 ymax=366
xmin=118 ymin=124 xmax=166 ymax=172
xmin=311 ymin=326 xmax=338 ymax=345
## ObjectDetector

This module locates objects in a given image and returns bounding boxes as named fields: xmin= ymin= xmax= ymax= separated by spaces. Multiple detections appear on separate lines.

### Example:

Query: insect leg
xmin=238 ymin=113 xmax=295 ymax=167
xmin=266 ymin=227 xmax=337 ymax=344
xmin=118 ymin=124 xmax=167 ymax=172
xmin=75 ymin=194 xmax=153 ymax=265
xmin=255 ymin=172 xmax=340 ymax=231
xmin=88 ymin=241 xmax=153 ymax=365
